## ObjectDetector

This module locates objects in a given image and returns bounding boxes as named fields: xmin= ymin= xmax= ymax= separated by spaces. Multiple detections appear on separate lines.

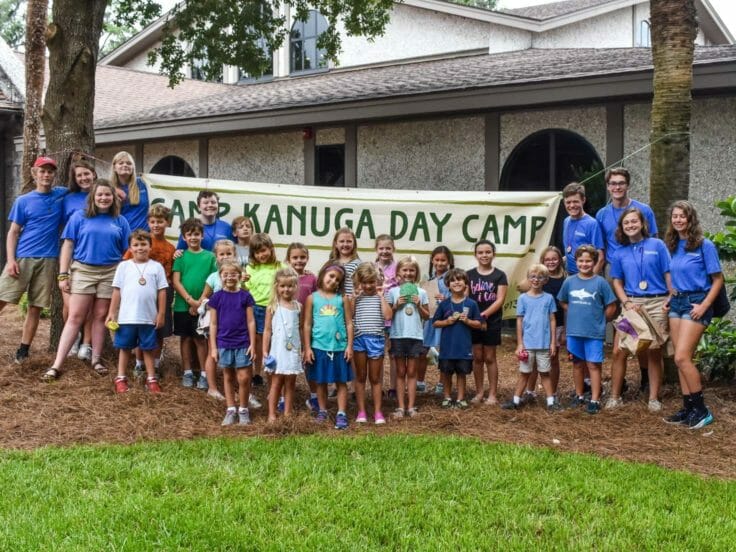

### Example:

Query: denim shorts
xmin=253 ymin=304 xmax=266 ymax=334
xmin=668 ymin=291 xmax=713 ymax=327
xmin=218 ymin=348 xmax=253 ymax=369
xmin=353 ymin=334 xmax=386 ymax=359
xmin=114 ymin=324 xmax=157 ymax=351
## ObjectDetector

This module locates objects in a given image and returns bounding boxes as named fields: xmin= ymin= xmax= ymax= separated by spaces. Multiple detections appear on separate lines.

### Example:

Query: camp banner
xmin=142 ymin=174 xmax=562 ymax=319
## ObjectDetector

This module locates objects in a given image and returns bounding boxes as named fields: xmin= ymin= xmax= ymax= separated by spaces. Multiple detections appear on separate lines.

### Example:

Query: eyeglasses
xmin=607 ymin=181 xmax=627 ymax=188
xmin=528 ymin=275 xmax=546 ymax=281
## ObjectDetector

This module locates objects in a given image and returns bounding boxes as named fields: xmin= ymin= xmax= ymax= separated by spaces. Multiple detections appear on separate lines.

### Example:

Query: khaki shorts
xmin=0 ymin=257 xmax=57 ymax=308
xmin=628 ymin=295 xmax=669 ymax=349
xmin=70 ymin=261 xmax=117 ymax=299
xmin=520 ymin=349 xmax=551 ymax=374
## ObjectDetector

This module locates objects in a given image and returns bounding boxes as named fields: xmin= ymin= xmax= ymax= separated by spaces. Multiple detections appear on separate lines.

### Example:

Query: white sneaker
xmin=248 ymin=394 xmax=262 ymax=409
xmin=77 ymin=344 xmax=92 ymax=361
xmin=648 ymin=399 xmax=663 ymax=412
xmin=605 ymin=396 xmax=624 ymax=409
xmin=69 ymin=335 xmax=81 ymax=357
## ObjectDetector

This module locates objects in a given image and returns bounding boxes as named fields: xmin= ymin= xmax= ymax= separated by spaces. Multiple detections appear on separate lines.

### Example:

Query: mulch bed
xmin=1 ymin=306 xmax=734 ymax=478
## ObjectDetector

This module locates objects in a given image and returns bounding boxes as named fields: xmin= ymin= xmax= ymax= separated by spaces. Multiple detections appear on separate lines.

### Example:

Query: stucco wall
xmin=316 ymin=127 xmax=345 ymax=145
xmin=357 ymin=116 xmax=485 ymax=191
xmin=208 ymin=131 xmax=304 ymax=184
xmin=533 ymin=8 xmax=634 ymax=48
xmin=500 ymin=106 xmax=607 ymax=173
xmin=143 ymin=140 xmax=199 ymax=176
xmin=337 ymin=4 xmax=492 ymax=67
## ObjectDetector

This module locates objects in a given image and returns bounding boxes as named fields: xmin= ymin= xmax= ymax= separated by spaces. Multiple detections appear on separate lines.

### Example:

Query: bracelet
xmin=57 ymin=273 xmax=70 ymax=281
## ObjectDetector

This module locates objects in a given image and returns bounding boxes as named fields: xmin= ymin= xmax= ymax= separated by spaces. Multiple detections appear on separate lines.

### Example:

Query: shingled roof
xmin=499 ymin=0 xmax=617 ymax=21
xmin=95 ymin=45 xmax=736 ymax=130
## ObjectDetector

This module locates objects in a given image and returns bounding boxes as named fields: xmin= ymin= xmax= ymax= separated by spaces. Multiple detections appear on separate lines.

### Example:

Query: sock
xmin=226 ymin=406 xmax=236 ymax=413
xmin=135 ymin=360 xmax=144 ymax=368
xmin=690 ymin=391 xmax=706 ymax=412
xmin=310 ymin=392 xmax=317 ymax=399
xmin=238 ymin=406 xmax=248 ymax=414
xmin=338 ymin=410 xmax=346 ymax=416
xmin=184 ymin=369 xmax=193 ymax=375
xmin=279 ymin=395 xmax=285 ymax=402
xmin=547 ymin=396 xmax=555 ymax=406
xmin=513 ymin=395 xmax=521 ymax=405
xmin=18 ymin=343 xmax=30 ymax=354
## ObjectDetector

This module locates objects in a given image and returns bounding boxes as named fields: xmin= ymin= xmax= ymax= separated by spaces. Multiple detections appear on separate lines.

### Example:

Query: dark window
xmin=190 ymin=58 xmax=223 ymax=83
xmin=316 ymin=144 xmax=344 ymax=187
xmin=150 ymin=156 xmax=196 ymax=178
xmin=290 ymin=10 xmax=329 ymax=74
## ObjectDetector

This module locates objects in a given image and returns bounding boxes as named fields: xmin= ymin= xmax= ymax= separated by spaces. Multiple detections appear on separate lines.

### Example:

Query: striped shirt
xmin=353 ymin=294 xmax=385 ymax=337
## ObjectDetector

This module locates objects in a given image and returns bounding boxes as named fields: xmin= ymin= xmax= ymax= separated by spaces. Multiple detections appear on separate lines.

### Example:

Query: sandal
xmin=41 ymin=367 xmax=60 ymax=382
xmin=92 ymin=361 xmax=108 ymax=376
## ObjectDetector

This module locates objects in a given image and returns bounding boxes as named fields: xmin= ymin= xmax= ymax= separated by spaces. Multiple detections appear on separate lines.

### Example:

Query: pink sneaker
xmin=356 ymin=411 xmax=368 ymax=423
xmin=374 ymin=411 xmax=386 ymax=425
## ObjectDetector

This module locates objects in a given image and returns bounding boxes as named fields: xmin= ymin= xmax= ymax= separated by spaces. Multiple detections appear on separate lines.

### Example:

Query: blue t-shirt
xmin=389 ymin=286 xmax=429 ymax=340
xmin=517 ymin=292 xmax=557 ymax=350
xmin=670 ymin=238 xmax=722 ymax=293
xmin=62 ymin=191 xmax=88 ymax=221
xmin=177 ymin=219 xmax=232 ymax=252
xmin=62 ymin=211 xmax=131 ymax=266
xmin=432 ymin=297 xmax=480 ymax=360
xmin=562 ymin=214 xmax=604 ymax=274
xmin=558 ymin=275 xmax=616 ymax=340
xmin=9 ymin=187 xmax=67 ymax=258
xmin=596 ymin=199 xmax=658 ymax=259
xmin=208 ymin=289 xmax=255 ymax=349
xmin=610 ymin=238 xmax=670 ymax=296
xmin=120 ymin=178 xmax=150 ymax=231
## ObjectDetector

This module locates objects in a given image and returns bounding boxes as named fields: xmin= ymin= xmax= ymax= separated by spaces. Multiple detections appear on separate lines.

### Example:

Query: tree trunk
xmin=20 ymin=0 xmax=48 ymax=193
xmin=42 ymin=0 xmax=107 ymax=349
xmin=648 ymin=0 xmax=698 ymax=230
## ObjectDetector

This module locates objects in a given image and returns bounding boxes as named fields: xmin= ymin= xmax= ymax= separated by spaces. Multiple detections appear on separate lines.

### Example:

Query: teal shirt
xmin=310 ymin=292 xmax=347 ymax=351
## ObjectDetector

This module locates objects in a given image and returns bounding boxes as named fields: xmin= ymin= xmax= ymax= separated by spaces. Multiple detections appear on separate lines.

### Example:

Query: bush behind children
xmin=3 ymin=158 xmax=720 ymax=431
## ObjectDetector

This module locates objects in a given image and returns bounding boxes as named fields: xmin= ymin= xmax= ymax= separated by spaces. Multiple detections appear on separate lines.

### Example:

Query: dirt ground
xmin=1 ymin=306 xmax=734 ymax=478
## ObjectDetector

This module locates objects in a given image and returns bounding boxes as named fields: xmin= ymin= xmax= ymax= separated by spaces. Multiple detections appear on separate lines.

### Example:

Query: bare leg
xmin=406 ymin=357 xmax=417 ymax=411
xmin=610 ymin=333 xmax=627 ymax=398
xmin=368 ymin=357 xmax=383 ymax=415
xmin=456 ymin=374 xmax=467 ymax=401
xmin=395 ymin=357 xmax=407 ymax=411
xmin=484 ymin=346 xmax=499 ymax=403
xmin=116 ymin=349 xmax=131 ymax=378
xmin=572 ymin=360 xmax=586 ymax=397
xmin=283 ymin=375 xmax=297 ymax=417
xmin=353 ymin=351 xmax=368 ymax=414
xmin=223 ymin=368 xmax=236 ymax=407
xmin=671 ymin=318 xmax=706 ymax=394
xmin=237 ymin=368 xmax=252 ymax=409
xmin=588 ymin=362 xmax=602 ymax=402
xmin=180 ymin=336 xmax=193 ymax=370
xmin=268 ymin=374 xmax=284 ymax=421
xmin=316 ymin=383 xmax=328 ymax=412
xmin=90 ymin=298 xmax=111 ymax=362
xmin=51 ymin=294 xmax=94 ymax=369
xmin=472 ymin=343 xmax=485 ymax=401
xmin=193 ymin=337 xmax=209 ymax=377
xmin=142 ymin=349 xmax=157 ymax=378
xmin=540 ymin=372 xmax=555 ymax=399
xmin=647 ymin=348 xmax=663 ymax=402
xmin=20 ymin=305 xmax=42 ymax=347
xmin=336 ymin=382 xmax=348 ymax=413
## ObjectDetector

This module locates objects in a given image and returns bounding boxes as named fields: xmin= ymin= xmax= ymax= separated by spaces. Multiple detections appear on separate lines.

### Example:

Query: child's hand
xmin=188 ymin=306 xmax=198 ymax=316
xmin=173 ymin=249 xmax=183 ymax=259
xmin=210 ymin=348 xmax=219 ymax=361
xmin=242 ymin=273 xmax=251 ymax=282
xmin=434 ymin=292 xmax=444 ymax=301
xmin=550 ymin=343 xmax=557 ymax=357
xmin=58 ymin=279 xmax=70 ymax=294
xmin=396 ymin=296 xmax=407 ymax=306
xmin=246 ymin=345 xmax=254 ymax=359
xmin=344 ymin=346 xmax=353 ymax=362
xmin=155 ymin=313 xmax=165 ymax=329
xmin=515 ymin=345 xmax=523 ymax=357
xmin=105 ymin=315 xmax=116 ymax=327
xmin=412 ymin=295 xmax=420 ymax=305
xmin=303 ymin=347 xmax=314 ymax=364
xmin=446 ymin=314 xmax=457 ymax=325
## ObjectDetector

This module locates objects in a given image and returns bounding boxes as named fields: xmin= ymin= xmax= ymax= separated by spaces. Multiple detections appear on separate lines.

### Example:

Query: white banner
xmin=142 ymin=174 xmax=561 ymax=318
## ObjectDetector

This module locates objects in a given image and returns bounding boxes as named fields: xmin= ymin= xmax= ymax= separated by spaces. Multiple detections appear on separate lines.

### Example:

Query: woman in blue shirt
xmin=609 ymin=207 xmax=671 ymax=412
xmin=663 ymin=201 xmax=722 ymax=430
xmin=43 ymin=179 xmax=131 ymax=380
xmin=110 ymin=151 xmax=149 ymax=231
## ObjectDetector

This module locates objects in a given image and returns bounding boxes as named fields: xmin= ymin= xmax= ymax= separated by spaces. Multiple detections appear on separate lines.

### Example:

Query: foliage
xmin=138 ymin=0 xmax=394 ymax=87
xmin=708 ymin=196 xmax=736 ymax=264
xmin=17 ymin=292 xmax=49 ymax=318
xmin=1 ymin=435 xmax=736 ymax=549
xmin=696 ymin=318 xmax=736 ymax=381
xmin=0 ymin=0 xmax=25 ymax=48
xmin=450 ymin=0 xmax=498 ymax=9
xmin=100 ymin=0 xmax=161 ymax=57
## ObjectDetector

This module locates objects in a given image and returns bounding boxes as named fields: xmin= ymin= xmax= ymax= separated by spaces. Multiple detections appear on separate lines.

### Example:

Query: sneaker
xmin=238 ymin=409 xmax=251 ymax=425
xmin=335 ymin=412 xmax=349 ymax=430
xmin=14 ymin=347 xmax=29 ymax=364
xmin=114 ymin=376 xmax=129 ymax=394
xmin=501 ymin=400 xmax=518 ymax=410
xmin=248 ymin=394 xmax=262 ymax=409
xmin=355 ymin=411 xmax=368 ymax=423
xmin=207 ymin=390 xmax=225 ymax=401
xmin=221 ymin=409 xmax=237 ymax=426
xmin=441 ymin=398 xmax=454 ymax=408
xmin=522 ymin=391 xmax=537 ymax=405
xmin=586 ymin=400 xmax=601 ymax=415
xmin=455 ymin=400 xmax=469 ymax=410
xmin=416 ymin=381 xmax=427 ymax=394
xmin=315 ymin=410 xmax=329 ymax=424
xmin=196 ymin=374 xmax=209 ymax=391
xmin=434 ymin=383 xmax=444 ymax=397
xmin=686 ymin=408 xmax=714 ymax=430
xmin=69 ymin=336 xmax=81 ymax=357
xmin=77 ymin=344 xmax=92 ymax=361
xmin=133 ymin=365 xmax=145 ymax=380
xmin=181 ymin=372 xmax=194 ymax=388
xmin=569 ymin=395 xmax=586 ymax=408
xmin=407 ymin=407 xmax=418 ymax=418
xmin=144 ymin=377 xmax=161 ymax=393
xmin=605 ymin=396 xmax=624 ymax=409
xmin=392 ymin=408 xmax=405 ymax=419
xmin=647 ymin=399 xmax=663 ymax=412
xmin=252 ymin=374 xmax=264 ymax=387
xmin=663 ymin=408 xmax=690 ymax=425
xmin=306 ymin=397 xmax=319 ymax=414
xmin=374 ymin=411 xmax=386 ymax=425
xmin=547 ymin=400 xmax=564 ymax=412
xmin=277 ymin=397 xmax=285 ymax=413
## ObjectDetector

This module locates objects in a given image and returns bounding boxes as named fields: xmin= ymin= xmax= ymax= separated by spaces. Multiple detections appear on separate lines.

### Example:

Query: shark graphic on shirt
xmin=569 ymin=289 xmax=597 ymax=301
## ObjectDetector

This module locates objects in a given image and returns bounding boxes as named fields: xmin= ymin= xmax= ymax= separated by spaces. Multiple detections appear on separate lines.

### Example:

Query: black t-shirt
xmin=543 ymin=275 xmax=565 ymax=327
xmin=467 ymin=267 xmax=508 ymax=326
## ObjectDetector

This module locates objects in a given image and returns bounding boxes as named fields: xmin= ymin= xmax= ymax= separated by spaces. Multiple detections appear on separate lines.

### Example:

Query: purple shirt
xmin=297 ymin=273 xmax=317 ymax=305
xmin=208 ymin=289 xmax=255 ymax=349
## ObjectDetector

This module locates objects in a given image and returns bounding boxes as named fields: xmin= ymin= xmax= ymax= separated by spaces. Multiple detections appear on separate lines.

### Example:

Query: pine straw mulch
xmin=1 ymin=306 xmax=735 ymax=479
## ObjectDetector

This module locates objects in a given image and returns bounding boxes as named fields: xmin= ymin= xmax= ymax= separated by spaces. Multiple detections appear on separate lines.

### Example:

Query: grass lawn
xmin=0 ymin=435 xmax=734 ymax=550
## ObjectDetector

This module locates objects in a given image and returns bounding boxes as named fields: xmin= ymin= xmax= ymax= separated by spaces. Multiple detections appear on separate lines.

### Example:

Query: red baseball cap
xmin=33 ymin=156 xmax=57 ymax=169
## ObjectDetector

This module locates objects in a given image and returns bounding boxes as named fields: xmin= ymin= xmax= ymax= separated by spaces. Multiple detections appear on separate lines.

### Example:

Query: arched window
xmin=290 ymin=10 xmax=328 ymax=74
xmin=638 ymin=20 xmax=651 ymax=47
xmin=150 ymin=156 xmax=196 ymax=178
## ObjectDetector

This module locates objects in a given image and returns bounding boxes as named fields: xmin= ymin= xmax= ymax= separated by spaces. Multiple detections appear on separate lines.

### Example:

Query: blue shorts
xmin=307 ymin=348 xmax=353 ymax=384
xmin=668 ymin=291 xmax=713 ymax=327
xmin=114 ymin=324 xmax=157 ymax=351
xmin=253 ymin=304 xmax=266 ymax=334
xmin=566 ymin=336 xmax=604 ymax=364
xmin=218 ymin=348 xmax=253 ymax=369
xmin=353 ymin=334 xmax=385 ymax=359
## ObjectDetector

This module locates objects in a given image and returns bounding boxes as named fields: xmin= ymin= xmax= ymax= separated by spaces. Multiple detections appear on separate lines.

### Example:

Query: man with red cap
xmin=0 ymin=156 xmax=67 ymax=363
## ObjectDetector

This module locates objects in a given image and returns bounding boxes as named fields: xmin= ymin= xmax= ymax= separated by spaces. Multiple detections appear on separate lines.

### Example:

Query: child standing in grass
xmin=303 ymin=264 xmax=354 ymax=430
xmin=351 ymin=263 xmax=392 ymax=425
xmin=558 ymin=245 xmax=617 ymax=414
xmin=262 ymin=267 xmax=304 ymax=422
xmin=374 ymin=234 xmax=400 ymax=399
xmin=231 ymin=216 xmax=253 ymax=268
xmin=209 ymin=260 xmax=256 ymax=426
xmin=388 ymin=256 xmax=429 ymax=418
xmin=432 ymin=268 xmax=481 ymax=409
xmin=502 ymin=264 xmax=560 ymax=411
xmin=107 ymin=230 xmax=168 ymax=394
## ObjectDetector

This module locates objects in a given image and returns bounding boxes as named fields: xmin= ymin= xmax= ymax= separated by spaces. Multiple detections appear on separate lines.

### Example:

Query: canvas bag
xmin=614 ymin=308 xmax=666 ymax=355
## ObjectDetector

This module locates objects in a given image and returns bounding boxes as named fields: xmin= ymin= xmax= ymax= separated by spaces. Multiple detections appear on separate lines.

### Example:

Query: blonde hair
xmin=527 ymin=263 xmax=549 ymax=279
xmin=396 ymin=256 xmax=421 ymax=283
xmin=110 ymin=151 xmax=140 ymax=206
xmin=218 ymin=259 xmax=243 ymax=277
xmin=213 ymin=239 xmax=236 ymax=255
xmin=268 ymin=267 xmax=299 ymax=311
xmin=353 ymin=262 xmax=379 ymax=288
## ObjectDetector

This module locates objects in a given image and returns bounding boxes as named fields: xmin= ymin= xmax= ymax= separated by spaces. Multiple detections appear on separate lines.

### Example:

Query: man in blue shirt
xmin=0 ymin=157 xmax=66 ymax=363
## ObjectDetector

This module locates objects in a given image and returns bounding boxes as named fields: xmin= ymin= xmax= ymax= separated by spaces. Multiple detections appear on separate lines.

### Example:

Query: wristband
xmin=57 ymin=273 xmax=70 ymax=281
